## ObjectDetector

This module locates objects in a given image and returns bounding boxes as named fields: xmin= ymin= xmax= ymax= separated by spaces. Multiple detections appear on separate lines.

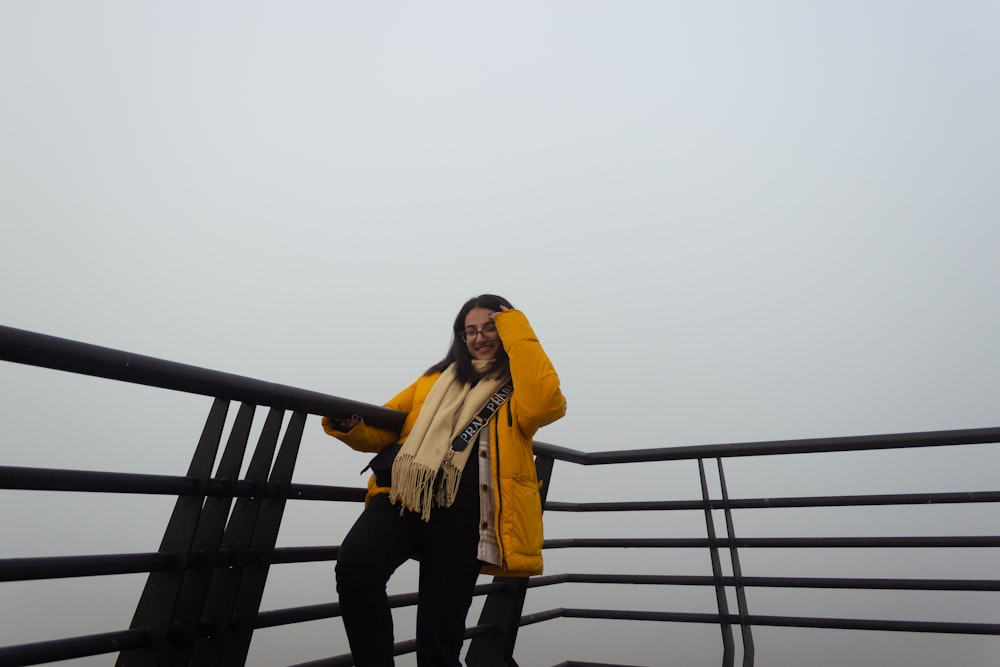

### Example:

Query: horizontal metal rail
xmin=0 ymin=577 xmax=507 ymax=666
xmin=0 ymin=465 xmax=366 ymax=503
xmin=529 ymin=608 xmax=1000 ymax=635
xmin=0 ymin=325 xmax=404 ymax=429
xmin=11 ymin=536 xmax=987 ymax=583
xmin=0 ymin=543 xmax=350 ymax=582
xmin=543 ymin=536 xmax=1000 ymax=549
xmin=255 ymin=581 xmax=508 ymax=629
xmin=545 ymin=489 xmax=1000 ymax=511
xmin=285 ymin=624 xmax=494 ymax=667
xmin=534 ymin=425 xmax=1000 ymax=462
xmin=0 ymin=553 xmax=175 ymax=582
xmin=528 ymin=573 xmax=1000 ymax=592
xmin=0 ymin=629 xmax=149 ymax=667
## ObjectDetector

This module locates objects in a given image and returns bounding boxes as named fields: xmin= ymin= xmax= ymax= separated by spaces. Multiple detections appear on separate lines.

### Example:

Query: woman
xmin=322 ymin=294 xmax=566 ymax=667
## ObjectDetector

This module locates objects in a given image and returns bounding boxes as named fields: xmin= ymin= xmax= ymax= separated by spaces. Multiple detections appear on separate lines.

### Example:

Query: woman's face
xmin=463 ymin=307 xmax=501 ymax=360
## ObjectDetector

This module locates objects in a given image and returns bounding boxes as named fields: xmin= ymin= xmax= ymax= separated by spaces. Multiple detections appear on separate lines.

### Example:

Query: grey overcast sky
xmin=2 ymin=2 xmax=999 ymax=666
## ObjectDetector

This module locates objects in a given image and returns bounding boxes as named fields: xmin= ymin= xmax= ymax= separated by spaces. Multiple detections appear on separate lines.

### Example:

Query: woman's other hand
xmin=488 ymin=305 xmax=510 ymax=318
xmin=333 ymin=414 xmax=362 ymax=432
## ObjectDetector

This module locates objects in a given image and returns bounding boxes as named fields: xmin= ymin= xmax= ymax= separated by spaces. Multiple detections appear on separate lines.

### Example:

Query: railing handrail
xmin=0 ymin=324 xmax=405 ymax=430
xmin=6 ymin=324 xmax=996 ymax=463
xmin=533 ymin=425 xmax=1000 ymax=463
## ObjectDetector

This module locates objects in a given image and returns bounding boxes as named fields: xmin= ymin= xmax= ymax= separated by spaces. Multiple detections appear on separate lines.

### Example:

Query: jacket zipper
xmin=493 ymin=416 xmax=506 ymax=570
xmin=494 ymin=396 xmax=514 ymax=570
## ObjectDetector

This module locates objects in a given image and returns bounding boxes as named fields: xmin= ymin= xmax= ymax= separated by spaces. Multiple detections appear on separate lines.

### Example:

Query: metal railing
xmin=1 ymin=324 xmax=998 ymax=667
xmin=521 ymin=432 xmax=1000 ymax=666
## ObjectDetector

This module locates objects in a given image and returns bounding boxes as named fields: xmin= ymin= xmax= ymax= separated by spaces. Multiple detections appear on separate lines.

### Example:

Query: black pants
xmin=336 ymin=457 xmax=482 ymax=667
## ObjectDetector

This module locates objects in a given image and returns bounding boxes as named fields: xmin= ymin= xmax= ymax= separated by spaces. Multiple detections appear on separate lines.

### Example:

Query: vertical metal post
xmin=716 ymin=458 xmax=754 ymax=667
xmin=698 ymin=458 xmax=735 ymax=667
xmin=159 ymin=402 xmax=266 ymax=665
xmin=117 ymin=398 xmax=230 ymax=667
xmin=466 ymin=453 xmax=555 ymax=667
xmin=190 ymin=406 xmax=287 ymax=665
xmin=196 ymin=410 xmax=307 ymax=667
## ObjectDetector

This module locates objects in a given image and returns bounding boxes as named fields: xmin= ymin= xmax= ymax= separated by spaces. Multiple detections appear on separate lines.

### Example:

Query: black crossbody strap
xmin=451 ymin=381 xmax=514 ymax=452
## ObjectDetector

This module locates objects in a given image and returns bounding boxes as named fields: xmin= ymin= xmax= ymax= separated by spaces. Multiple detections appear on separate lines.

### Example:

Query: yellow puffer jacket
xmin=322 ymin=309 xmax=566 ymax=577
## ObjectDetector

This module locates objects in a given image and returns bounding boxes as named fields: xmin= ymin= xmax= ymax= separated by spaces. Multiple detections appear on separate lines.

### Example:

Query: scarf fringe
xmin=435 ymin=460 xmax=463 ymax=508
xmin=389 ymin=453 xmax=439 ymax=521
xmin=389 ymin=453 xmax=467 ymax=522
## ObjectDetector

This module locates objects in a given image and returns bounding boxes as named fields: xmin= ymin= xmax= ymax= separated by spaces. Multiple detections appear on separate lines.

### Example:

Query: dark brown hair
xmin=426 ymin=294 xmax=514 ymax=384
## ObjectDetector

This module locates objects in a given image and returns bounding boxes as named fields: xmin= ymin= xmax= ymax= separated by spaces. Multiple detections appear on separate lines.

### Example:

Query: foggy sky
xmin=2 ymin=2 xmax=999 ymax=666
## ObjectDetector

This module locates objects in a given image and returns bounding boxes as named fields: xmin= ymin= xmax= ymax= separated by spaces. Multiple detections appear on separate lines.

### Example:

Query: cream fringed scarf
xmin=389 ymin=360 xmax=508 ymax=521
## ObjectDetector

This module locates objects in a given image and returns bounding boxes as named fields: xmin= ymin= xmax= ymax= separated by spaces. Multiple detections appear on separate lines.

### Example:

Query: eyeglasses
xmin=462 ymin=324 xmax=499 ymax=342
